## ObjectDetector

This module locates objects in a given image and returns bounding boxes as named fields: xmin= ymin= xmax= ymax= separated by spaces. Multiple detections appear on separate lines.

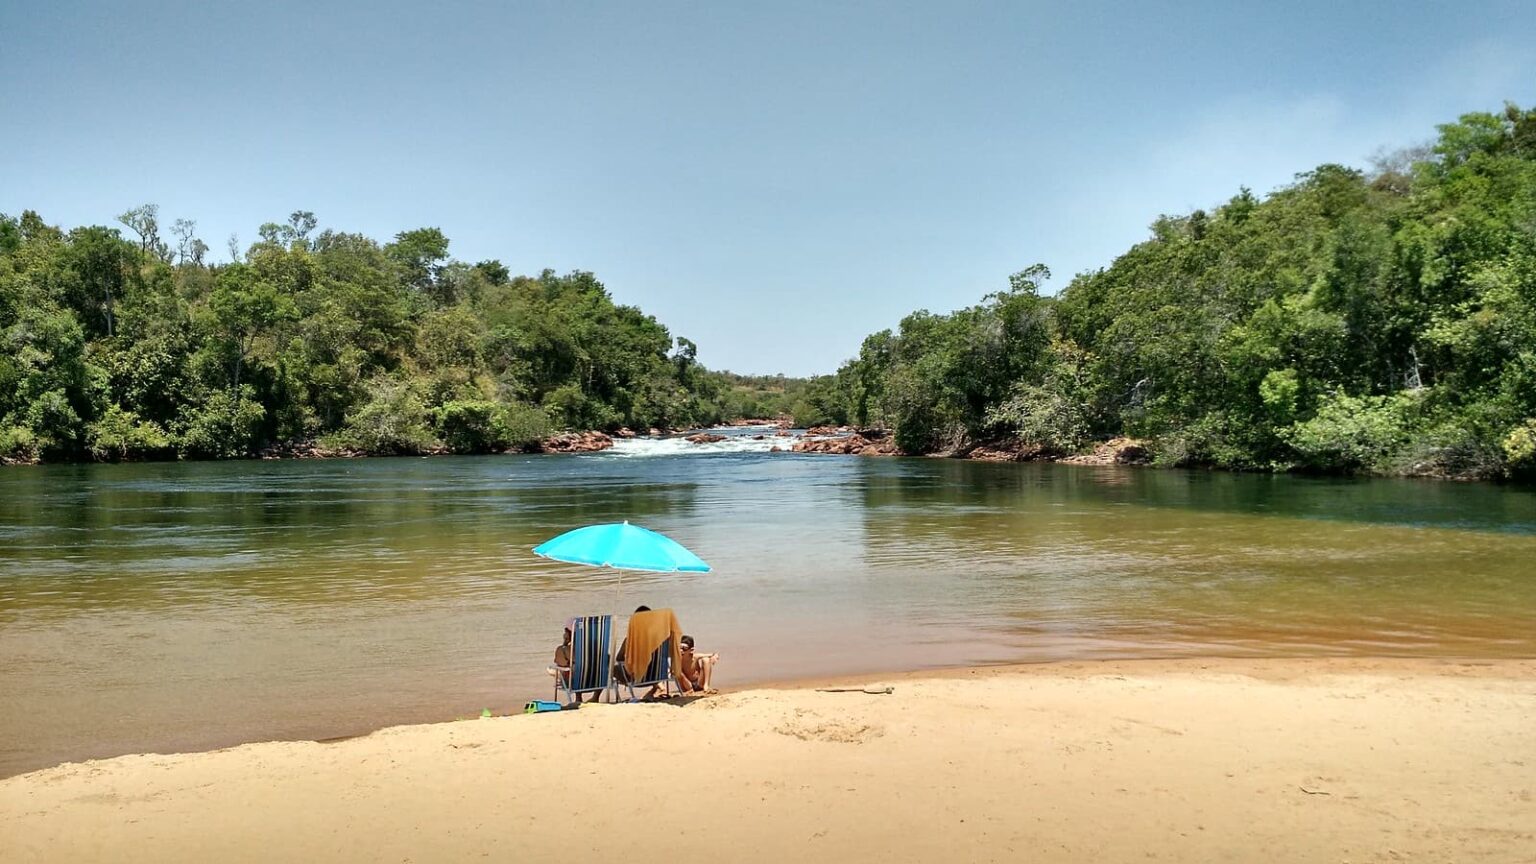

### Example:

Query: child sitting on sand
xmin=679 ymin=634 xmax=718 ymax=694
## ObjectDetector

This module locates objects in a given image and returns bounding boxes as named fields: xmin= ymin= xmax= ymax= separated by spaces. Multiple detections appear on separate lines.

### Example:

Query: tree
xmin=209 ymin=264 xmax=298 ymax=390
xmin=117 ymin=204 xmax=169 ymax=262
xmin=60 ymin=225 xmax=135 ymax=338
xmin=386 ymin=227 xmax=451 ymax=302
xmin=170 ymin=218 xmax=208 ymax=266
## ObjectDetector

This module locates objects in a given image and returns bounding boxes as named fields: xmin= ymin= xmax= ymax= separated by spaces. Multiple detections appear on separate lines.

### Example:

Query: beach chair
xmin=620 ymin=637 xmax=678 ymax=702
xmin=549 ymin=614 xmax=616 ymax=704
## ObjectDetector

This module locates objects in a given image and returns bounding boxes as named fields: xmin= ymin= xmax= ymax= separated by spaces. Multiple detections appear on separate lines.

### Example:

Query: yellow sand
xmin=3 ymin=658 xmax=1533 ymax=863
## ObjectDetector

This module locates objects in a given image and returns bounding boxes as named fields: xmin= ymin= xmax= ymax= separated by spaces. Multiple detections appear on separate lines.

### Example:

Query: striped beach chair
xmin=621 ymin=638 xmax=677 ymax=702
xmin=550 ymin=614 xmax=615 ymax=704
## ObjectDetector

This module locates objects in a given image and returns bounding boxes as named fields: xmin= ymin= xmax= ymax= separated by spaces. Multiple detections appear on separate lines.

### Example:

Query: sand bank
xmin=3 ymin=658 xmax=1533 ymax=863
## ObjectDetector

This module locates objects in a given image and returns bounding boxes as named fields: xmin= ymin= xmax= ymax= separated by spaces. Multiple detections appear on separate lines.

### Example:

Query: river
xmin=3 ymin=430 xmax=1534 ymax=776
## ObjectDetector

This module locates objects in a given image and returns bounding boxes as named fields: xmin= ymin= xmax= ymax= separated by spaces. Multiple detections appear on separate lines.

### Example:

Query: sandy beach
xmin=2 ymin=658 xmax=1533 ymax=863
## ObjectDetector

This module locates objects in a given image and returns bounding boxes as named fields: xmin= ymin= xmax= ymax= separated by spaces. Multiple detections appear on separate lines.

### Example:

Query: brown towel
xmin=623 ymin=609 xmax=683 ymax=681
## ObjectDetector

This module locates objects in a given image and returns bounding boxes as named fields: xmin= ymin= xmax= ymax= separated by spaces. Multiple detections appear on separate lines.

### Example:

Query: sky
xmin=3 ymin=1 xmax=1534 ymax=376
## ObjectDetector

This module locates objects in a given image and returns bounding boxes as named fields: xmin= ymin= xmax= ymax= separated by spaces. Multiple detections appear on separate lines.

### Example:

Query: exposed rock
xmin=965 ymin=441 xmax=1045 ymax=462
xmin=539 ymin=431 xmax=614 ymax=453
xmin=804 ymin=425 xmax=851 ymax=437
xmin=857 ymin=437 xmax=901 ymax=456
xmin=686 ymin=433 xmax=727 ymax=444
xmin=1059 ymin=437 xmax=1151 ymax=466
xmin=769 ymin=445 xmax=783 ymax=453
xmin=793 ymin=434 xmax=901 ymax=457
xmin=752 ymin=434 xmax=766 ymax=440
xmin=774 ymin=429 xmax=794 ymax=437
xmin=615 ymin=427 xmax=637 ymax=439
xmin=646 ymin=428 xmax=662 ymax=437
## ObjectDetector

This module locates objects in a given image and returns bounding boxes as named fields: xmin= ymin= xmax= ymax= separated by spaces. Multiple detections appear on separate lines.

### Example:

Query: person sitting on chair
xmin=554 ymin=619 xmax=599 ymax=703
xmin=554 ymin=624 xmax=573 ymax=687
xmin=615 ymin=605 xmax=697 ymax=699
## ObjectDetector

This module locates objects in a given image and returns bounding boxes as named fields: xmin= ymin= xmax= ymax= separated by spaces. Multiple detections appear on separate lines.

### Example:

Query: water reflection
xmin=856 ymin=459 xmax=1536 ymax=659
xmin=0 ymin=457 xmax=704 ymax=612
xmin=1 ymin=454 xmax=1534 ymax=777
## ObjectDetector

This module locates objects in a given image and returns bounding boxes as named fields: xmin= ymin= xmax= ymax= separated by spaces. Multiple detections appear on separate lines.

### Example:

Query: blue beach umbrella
xmin=533 ymin=521 xmax=711 ymax=607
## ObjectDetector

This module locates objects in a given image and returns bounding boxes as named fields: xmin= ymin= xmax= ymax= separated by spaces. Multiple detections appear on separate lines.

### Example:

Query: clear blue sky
xmin=3 ymin=1 xmax=1533 ymax=376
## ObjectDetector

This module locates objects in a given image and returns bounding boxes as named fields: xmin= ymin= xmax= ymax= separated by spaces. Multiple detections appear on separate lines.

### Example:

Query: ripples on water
xmin=2 ymin=434 xmax=1535 ymax=776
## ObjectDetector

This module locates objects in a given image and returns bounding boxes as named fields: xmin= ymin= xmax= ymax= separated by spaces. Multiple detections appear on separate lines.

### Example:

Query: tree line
xmin=0 ymin=209 xmax=798 ymax=463
xmin=795 ymin=102 xmax=1536 ymax=480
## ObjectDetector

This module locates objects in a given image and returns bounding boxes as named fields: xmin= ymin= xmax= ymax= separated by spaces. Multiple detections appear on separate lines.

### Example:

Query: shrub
xmin=1503 ymin=419 xmax=1536 ymax=478
xmin=433 ymin=399 xmax=553 ymax=453
xmin=326 ymin=377 xmax=436 ymax=455
xmin=0 ymin=425 xmax=39 ymax=463
xmin=88 ymin=405 xmax=172 ymax=461
xmin=178 ymin=389 xmax=266 ymax=458
xmin=434 ymin=400 xmax=500 ymax=453
xmin=1283 ymin=392 xmax=1416 ymax=473
xmin=985 ymin=383 xmax=1091 ymax=454
xmin=496 ymin=401 xmax=551 ymax=451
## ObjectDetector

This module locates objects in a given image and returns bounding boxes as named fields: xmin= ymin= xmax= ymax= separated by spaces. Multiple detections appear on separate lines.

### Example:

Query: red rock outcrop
xmin=686 ymin=433 xmax=728 ymax=444
xmin=539 ymin=431 xmax=614 ymax=453
xmin=792 ymin=434 xmax=900 ymax=457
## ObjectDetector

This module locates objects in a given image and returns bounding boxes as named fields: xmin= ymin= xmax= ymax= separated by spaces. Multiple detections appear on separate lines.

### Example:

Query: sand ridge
xmin=2 ymin=659 xmax=1534 ymax=863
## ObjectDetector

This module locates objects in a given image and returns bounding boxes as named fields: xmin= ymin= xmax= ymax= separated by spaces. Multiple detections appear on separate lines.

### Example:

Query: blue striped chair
xmin=550 ymin=615 xmax=615 ymax=704
xmin=621 ymin=638 xmax=677 ymax=702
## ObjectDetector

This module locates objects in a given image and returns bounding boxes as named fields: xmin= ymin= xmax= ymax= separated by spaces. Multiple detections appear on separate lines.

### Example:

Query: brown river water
xmin=2 ymin=432 xmax=1534 ymax=777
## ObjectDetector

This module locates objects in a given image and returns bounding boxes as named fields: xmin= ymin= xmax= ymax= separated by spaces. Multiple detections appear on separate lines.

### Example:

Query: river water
xmin=3 ymin=430 xmax=1535 ymax=776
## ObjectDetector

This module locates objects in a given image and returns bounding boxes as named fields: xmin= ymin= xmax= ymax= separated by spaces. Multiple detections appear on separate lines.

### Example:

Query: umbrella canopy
xmin=532 ymin=522 xmax=711 ymax=573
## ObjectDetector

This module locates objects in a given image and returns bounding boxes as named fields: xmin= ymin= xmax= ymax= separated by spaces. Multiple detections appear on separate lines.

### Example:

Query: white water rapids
xmin=602 ymin=426 xmax=803 ymax=457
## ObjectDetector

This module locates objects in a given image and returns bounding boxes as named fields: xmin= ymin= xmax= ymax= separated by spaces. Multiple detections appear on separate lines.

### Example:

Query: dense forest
xmin=7 ymin=102 xmax=1535 ymax=478
xmin=0 ymin=210 xmax=807 ymax=463
xmin=792 ymin=102 xmax=1536 ymax=480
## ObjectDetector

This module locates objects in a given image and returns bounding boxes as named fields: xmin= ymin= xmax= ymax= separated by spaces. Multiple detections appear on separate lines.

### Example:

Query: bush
xmin=1391 ymin=423 xmax=1505 ymax=479
xmin=1151 ymin=412 xmax=1269 ymax=470
xmin=178 ymin=389 xmax=266 ymax=458
xmin=1503 ymin=419 xmax=1536 ymax=478
xmin=0 ymin=425 xmax=39 ymax=463
xmin=1283 ymin=392 xmax=1416 ymax=473
xmin=24 ymin=388 xmax=83 ymax=455
xmin=326 ymin=377 xmax=437 ymax=455
xmin=496 ymin=401 xmax=552 ymax=451
xmin=434 ymin=400 xmax=500 ymax=453
xmin=433 ymin=399 xmax=554 ymax=453
xmin=541 ymin=383 xmax=620 ymax=431
xmin=985 ymin=383 xmax=1091 ymax=454
xmin=88 ymin=405 xmax=172 ymax=461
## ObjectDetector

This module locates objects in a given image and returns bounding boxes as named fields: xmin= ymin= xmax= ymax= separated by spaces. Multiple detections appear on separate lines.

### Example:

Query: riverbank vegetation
xmin=801 ymin=102 xmax=1536 ymax=480
xmin=7 ymin=102 xmax=1535 ymax=478
xmin=0 ymin=212 xmax=792 ymax=462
